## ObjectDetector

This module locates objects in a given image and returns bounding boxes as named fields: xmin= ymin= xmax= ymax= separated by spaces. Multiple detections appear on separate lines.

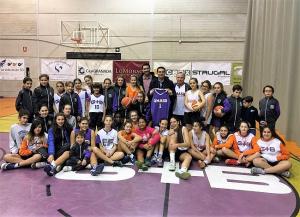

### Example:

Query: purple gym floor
xmin=0 ymin=132 xmax=298 ymax=217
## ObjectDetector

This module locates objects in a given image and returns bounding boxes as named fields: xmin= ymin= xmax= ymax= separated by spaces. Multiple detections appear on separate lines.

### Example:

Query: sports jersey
xmin=54 ymin=93 xmax=63 ymax=113
xmin=191 ymin=130 xmax=207 ymax=151
xmin=96 ymin=128 xmax=118 ymax=150
xmin=201 ymin=92 xmax=213 ymax=124
xmin=173 ymin=84 xmax=186 ymax=116
xmin=257 ymin=138 xmax=289 ymax=163
xmin=9 ymin=123 xmax=31 ymax=154
xmin=119 ymin=130 xmax=135 ymax=141
xmin=232 ymin=132 xmax=260 ymax=156
xmin=75 ymin=89 xmax=90 ymax=117
xmin=155 ymin=126 xmax=169 ymax=137
xmin=150 ymin=89 xmax=171 ymax=126
xmin=212 ymin=132 xmax=233 ymax=149
xmin=184 ymin=90 xmax=201 ymax=112
xmin=89 ymin=94 xmax=104 ymax=113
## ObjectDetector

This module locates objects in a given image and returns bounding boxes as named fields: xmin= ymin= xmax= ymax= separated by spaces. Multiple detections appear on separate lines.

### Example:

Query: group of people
xmin=0 ymin=63 xmax=292 ymax=180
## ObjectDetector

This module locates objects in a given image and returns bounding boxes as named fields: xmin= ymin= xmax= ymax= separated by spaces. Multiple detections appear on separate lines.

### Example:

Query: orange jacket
xmin=277 ymin=144 xmax=290 ymax=161
xmin=232 ymin=134 xmax=260 ymax=156
xmin=19 ymin=137 xmax=48 ymax=157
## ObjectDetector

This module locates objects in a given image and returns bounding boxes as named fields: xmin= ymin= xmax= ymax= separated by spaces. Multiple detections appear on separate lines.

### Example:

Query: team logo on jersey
xmin=238 ymin=141 xmax=250 ymax=147
xmin=55 ymin=99 xmax=60 ymax=104
xmin=270 ymin=105 xmax=275 ymax=109
xmin=217 ymin=99 xmax=221 ymax=103
xmin=261 ymin=146 xmax=276 ymax=152
xmin=154 ymin=99 xmax=168 ymax=103
xmin=91 ymin=100 xmax=103 ymax=104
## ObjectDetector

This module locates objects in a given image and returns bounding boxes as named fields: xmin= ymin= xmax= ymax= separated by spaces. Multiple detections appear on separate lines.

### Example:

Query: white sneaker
xmin=281 ymin=171 xmax=291 ymax=178
xmin=85 ymin=164 xmax=92 ymax=169
xmin=56 ymin=165 xmax=62 ymax=172
xmin=169 ymin=161 xmax=176 ymax=171
xmin=31 ymin=162 xmax=47 ymax=169
xmin=63 ymin=166 xmax=72 ymax=172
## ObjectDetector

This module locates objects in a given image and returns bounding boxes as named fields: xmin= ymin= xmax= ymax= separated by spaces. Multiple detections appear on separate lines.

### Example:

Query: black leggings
xmin=89 ymin=112 xmax=103 ymax=131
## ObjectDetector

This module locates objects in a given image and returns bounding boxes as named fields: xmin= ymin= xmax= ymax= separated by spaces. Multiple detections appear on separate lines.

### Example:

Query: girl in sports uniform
xmin=74 ymin=78 xmax=90 ymax=117
xmin=168 ymin=116 xmax=192 ymax=180
xmin=188 ymin=120 xmax=214 ymax=169
xmin=134 ymin=117 xmax=160 ymax=171
xmin=70 ymin=117 xmax=96 ymax=148
xmin=200 ymin=80 xmax=214 ymax=136
xmin=251 ymin=126 xmax=291 ymax=177
xmin=125 ymin=75 xmax=143 ymax=103
xmin=1 ymin=120 xmax=48 ymax=170
xmin=83 ymin=75 xmax=93 ymax=96
xmin=223 ymin=121 xmax=260 ymax=166
xmin=184 ymin=78 xmax=205 ymax=131
xmin=211 ymin=125 xmax=233 ymax=159
xmin=118 ymin=121 xmax=142 ymax=164
xmin=211 ymin=82 xmax=227 ymax=133
xmin=152 ymin=119 xmax=169 ymax=167
xmin=90 ymin=115 xmax=123 ymax=176
xmin=54 ymin=81 xmax=65 ymax=114
xmin=88 ymin=82 xmax=105 ymax=131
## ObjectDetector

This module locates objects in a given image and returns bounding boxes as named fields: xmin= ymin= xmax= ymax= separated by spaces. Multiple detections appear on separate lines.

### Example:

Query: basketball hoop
xmin=71 ymin=30 xmax=84 ymax=44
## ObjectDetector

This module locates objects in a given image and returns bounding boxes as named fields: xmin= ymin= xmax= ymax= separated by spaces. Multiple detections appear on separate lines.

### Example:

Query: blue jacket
xmin=47 ymin=128 xmax=70 ymax=155
xmin=259 ymin=96 xmax=280 ymax=126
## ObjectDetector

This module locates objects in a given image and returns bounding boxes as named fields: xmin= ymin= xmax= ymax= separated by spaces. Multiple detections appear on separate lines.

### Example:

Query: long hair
xmin=27 ymin=119 xmax=45 ymax=142
xmin=261 ymin=126 xmax=285 ymax=145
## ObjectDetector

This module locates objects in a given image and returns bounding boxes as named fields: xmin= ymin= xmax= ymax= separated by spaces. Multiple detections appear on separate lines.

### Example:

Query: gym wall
xmin=0 ymin=0 xmax=248 ymax=97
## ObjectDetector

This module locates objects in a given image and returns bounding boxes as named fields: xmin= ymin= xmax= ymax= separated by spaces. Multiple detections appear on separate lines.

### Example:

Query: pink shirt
xmin=135 ymin=126 xmax=155 ymax=148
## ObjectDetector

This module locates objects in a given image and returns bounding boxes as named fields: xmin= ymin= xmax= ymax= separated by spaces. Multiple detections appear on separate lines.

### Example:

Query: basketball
xmin=121 ymin=97 xmax=132 ymax=107
xmin=214 ymin=105 xmax=224 ymax=117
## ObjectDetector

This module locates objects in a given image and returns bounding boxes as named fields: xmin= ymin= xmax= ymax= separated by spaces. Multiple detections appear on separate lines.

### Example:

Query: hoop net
xmin=71 ymin=30 xmax=84 ymax=44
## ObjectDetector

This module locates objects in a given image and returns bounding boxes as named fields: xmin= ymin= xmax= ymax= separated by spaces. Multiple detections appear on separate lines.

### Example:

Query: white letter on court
xmin=205 ymin=166 xmax=291 ymax=194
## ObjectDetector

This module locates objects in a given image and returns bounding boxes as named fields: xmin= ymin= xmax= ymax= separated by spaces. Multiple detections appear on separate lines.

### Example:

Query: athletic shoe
xmin=1 ymin=163 xmax=17 ymax=170
xmin=151 ymin=154 xmax=158 ymax=165
xmin=112 ymin=161 xmax=123 ymax=167
xmin=130 ymin=155 xmax=136 ymax=164
xmin=90 ymin=164 xmax=105 ymax=176
xmin=121 ymin=155 xmax=131 ymax=164
xmin=56 ymin=165 xmax=62 ymax=172
xmin=281 ymin=171 xmax=291 ymax=178
xmin=198 ymin=160 xmax=206 ymax=169
xmin=85 ymin=164 xmax=92 ymax=170
xmin=212 ymin=156 xmax=220 ymax=163
xmin=225 ymin=159 xmax=239 ymax=166
xmin=63 ymin=166 xmax=72 ymax=172
xmin=144 ymin=157 xmax=152 ymax=167
xmin=136 ymin=161 xmax=148 ymax=171
xmin=169 ymin=162 xmax=176 ymax=171
xmin=175 ymin=171 xmax=191 ymax=180
xmin=157 ymin=157 xmax=163 ymax=167
xmin=251 ymin=167 xmax=265 ymax=175
xmin=31 ymin=162 xmax=47 ymax=169
xmin=44 ymin=164 xmax=56 ymax=176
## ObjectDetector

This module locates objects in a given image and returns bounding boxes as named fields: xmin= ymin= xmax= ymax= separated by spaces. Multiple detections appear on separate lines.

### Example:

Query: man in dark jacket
xmin=138 ymin=63 xmax=156 ymax=95
xmin=148 ymin=66 xmax=176 ymax=120
xmin=32 ymin=74 xmax=54 ymax=116
xmin=15 ymin=77 xmax=34 ymax=122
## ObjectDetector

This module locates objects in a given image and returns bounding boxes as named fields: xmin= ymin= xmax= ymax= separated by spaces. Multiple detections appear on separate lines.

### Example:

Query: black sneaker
xmin=121 ymin=156 xmax=131 ymax=164
xmin=44 ymin=164 xmax=55 ymax=176
xmin=90 ymin=164 xmax=105 ymax=176
xmin=1 ymin=163 xmax=17 ymax=170
xmin=112 ymin=161 xmax=123 ymax=167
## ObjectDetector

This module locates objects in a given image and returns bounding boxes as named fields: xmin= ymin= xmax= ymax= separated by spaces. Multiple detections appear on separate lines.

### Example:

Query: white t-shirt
xmin=192 ymin=130 xmax=207 ymax=151
xmin=201 ymin=92 xmax=213 ymax=124
xmin=89 ymin=94 xmax=104 ymax=113
xmin=173 ymin=84 xmax=186 ymax=116
xmin=155 ymin=126 xmax=169 ymax=137
xmin=184 ymin=90 xmax=201 ymax=112
xmin=96 ymin=128 xmax=118 ymax=150
xmin=9 ymin=123 xmax=31 ymax=154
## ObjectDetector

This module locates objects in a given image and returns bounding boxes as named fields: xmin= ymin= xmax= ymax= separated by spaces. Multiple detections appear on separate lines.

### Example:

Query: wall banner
xmin=77 ymin=60 xmax=113 ymax=82
xmin=0 ymin=58 xmax=25 ymax=80
xmin=41 ymin=59 xmax=76 ymax=81
xmin=191 ymin=62 xmax=232 ymax=85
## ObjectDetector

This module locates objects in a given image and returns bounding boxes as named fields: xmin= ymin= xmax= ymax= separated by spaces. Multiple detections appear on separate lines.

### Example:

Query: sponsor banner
xmin=0 ymin=58 xmax=25 ymax=80
xmin=191 ymin=62 xmax=232 ymax=85
xmin=41 ymin=59 xmax=76 ymax=81
xmin=231 ymin=63 xmax=243 ymax=85
xmin=77 ymin=60 xmax=113 ymax=82
xmin=113 ymin=61 xmax=149 ymax=82
xmin=153 ymin=62 xmax=191 ymax=82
